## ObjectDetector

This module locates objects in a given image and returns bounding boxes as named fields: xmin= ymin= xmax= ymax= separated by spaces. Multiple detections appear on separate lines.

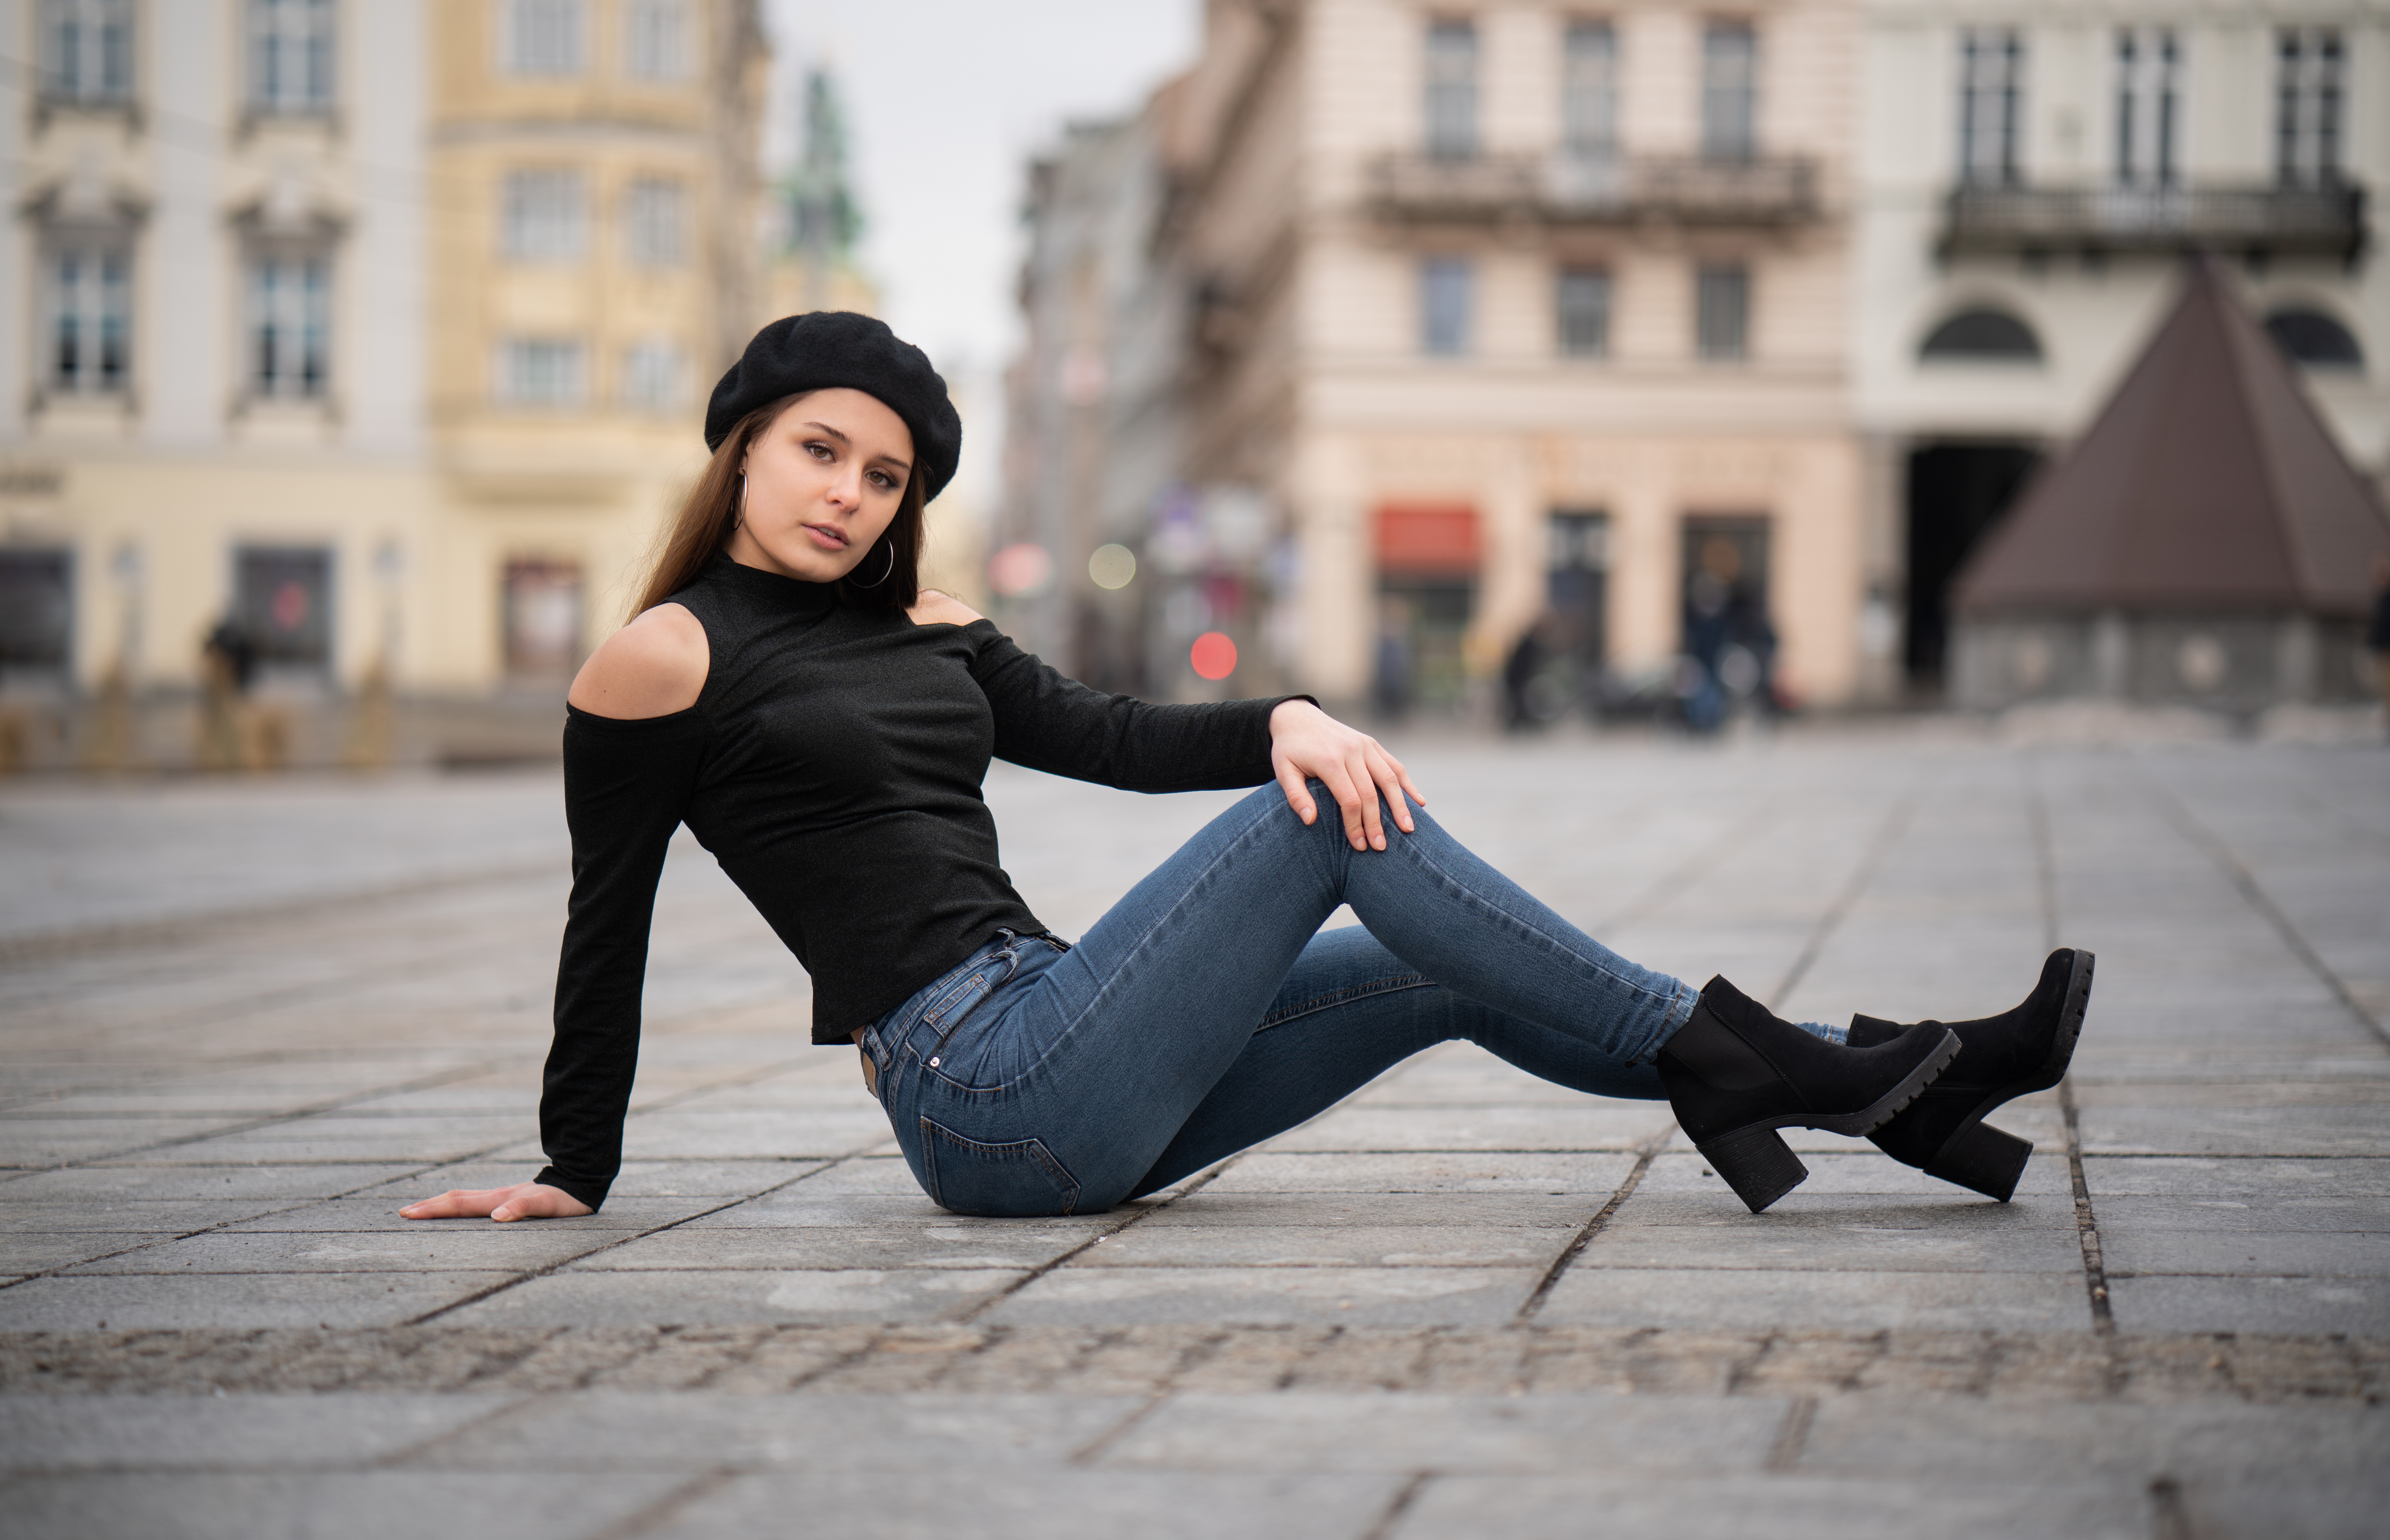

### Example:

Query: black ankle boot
xmin=1845 ymin=948 xmax=2096 ymax=1203
xmin=1658 ymin=976 xmax=1960 ymax=1215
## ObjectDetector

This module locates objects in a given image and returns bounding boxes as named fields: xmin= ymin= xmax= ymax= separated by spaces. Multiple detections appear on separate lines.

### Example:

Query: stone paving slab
xmin=1537 ymin=1267 xmax=2094 ymax=1332
xmin=646 ymin=1469 xmax=1398 ymax=1540
xmin=983 ymin=1266 xmax=1541 ymax=1328
xmin=1106 ymin=1390 xmax=1789 ymax=1473
xmin=437 ymin=1268 xmax=1030 ymax=1328
xmin=3 ymin=737 xmax=2387 ymax=1537
xmin=0 ymin=1391 xmax=518 ymax=1471
xmin=0 ymin=1272 xmax=519 ymax=1332
xmin=1 ymin=1472 xmax=693 ymax=1540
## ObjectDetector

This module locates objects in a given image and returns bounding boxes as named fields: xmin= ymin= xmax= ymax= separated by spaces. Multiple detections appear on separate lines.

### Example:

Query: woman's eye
xmin=807 ymin=442 xmax=832 ymax=460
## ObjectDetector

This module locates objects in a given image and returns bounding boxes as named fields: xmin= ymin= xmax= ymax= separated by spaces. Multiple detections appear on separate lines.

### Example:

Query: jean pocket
xmin=918 ymin=1117 xmax=1079 ymax=1217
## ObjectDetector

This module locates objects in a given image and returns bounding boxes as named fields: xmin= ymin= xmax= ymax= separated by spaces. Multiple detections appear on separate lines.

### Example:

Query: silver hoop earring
xmin=850 ymin=539 xmax=897 ymax=588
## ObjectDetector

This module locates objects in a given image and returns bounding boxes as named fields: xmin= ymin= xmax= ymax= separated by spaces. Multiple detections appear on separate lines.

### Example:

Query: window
xmin=1920 ymin=308 xmax=2042 ymax=362
xmin=234 ymin=546 xmax=333 ymax=671
xmin=1556 ymin=267 xmax=1611 ymax=357
xmin=502 ymin=0 xmax=586 ymax=77
xmin=1420 ymin=258 xmax=1474 ymax=356
xmin=620 ymin=339 xmax=686 ymax=411
xmin=502 ymin=170 xmax=587 ymax=261
xmin=624 ymin=0 xmax=689 ymax=81
xmin=1957 ymin=29 xmax=2024 ymax=186
xmin=1701 ymin=22 xmax=1757 ymax=162
xmin=622 ymin=178 xmax=686 ymax=266
xmin=499 ymin=339 xmax=587 ymax=405
xmin=41 ymin=0 xmax=133 ymax=104
xmin=249 ymin=0 xmax=334 ymax=113
xmin=1423 ymin=19 xmax=1478 ymax=159
xmin=2277 ymin=29 xmax=2343 ymax=185
xmin=2264 ymin=309 xmax=2364 ymax=370
xmin=249 ymin=256 xmax=330 ymax=399
xmin=1561 ymin=21 xmax=1618 ymax=159
xmin=2115 ymin=28 xmax=2180 ymax=187
xmin=503 ymin=559 xmax=583 ymax=677
xmin=48 ymin=245 xmax=130 ymax=395
xmin=0 ymin=551 xmax=74 ymax=676
xmin=1696 ymin=264 xmax=1748 ymax=360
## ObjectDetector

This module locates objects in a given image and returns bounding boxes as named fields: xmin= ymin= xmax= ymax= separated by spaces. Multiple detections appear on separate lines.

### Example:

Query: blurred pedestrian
xmin=1501 ymin=618 xmax=1549 ymax=732
xmin=400 ymin=310 xmax=2093 ymax=1233
xmin=196 ymin=618 xmax=256 ymax=771
xmin=1371 ymin=596 xmax=1413 ymax=723
xmin=2369 ymin=553 xmax=2390 ymax=736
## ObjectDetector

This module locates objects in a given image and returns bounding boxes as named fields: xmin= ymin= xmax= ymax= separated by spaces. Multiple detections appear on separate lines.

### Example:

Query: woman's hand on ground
xmin=1268 ymin=699 xmax=1425 ymax=852
xmin=399 ymin=1182 xmax=593 ymax=1223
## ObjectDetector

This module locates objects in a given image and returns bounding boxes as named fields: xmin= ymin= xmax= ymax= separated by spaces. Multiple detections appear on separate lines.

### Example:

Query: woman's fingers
xmin=400 ymin=1182 xmax=592 ymax=1223
xmin=491 ymin=1185 xmax=593 ymax=1222
xmin=1274 ymin=757 xmax=1318 ymax=826
xmin=1365 ymin=745 xmax=1416 ymax=833
xmin=399 ymin=1188 xmax=503 ymax=1220
xmin=1347 ymin=749 xmax=1387 ymax=849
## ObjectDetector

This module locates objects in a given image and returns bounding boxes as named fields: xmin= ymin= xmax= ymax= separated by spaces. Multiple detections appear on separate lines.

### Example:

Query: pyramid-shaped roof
xmin=1955 ymin=259 xmax=2390 ymax=617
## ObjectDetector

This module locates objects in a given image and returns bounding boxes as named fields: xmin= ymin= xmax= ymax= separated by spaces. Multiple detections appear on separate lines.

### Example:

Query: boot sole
xmin=1914 ymin=948 xmax=2097 ymax=1202
xmin=1696 ymin=1026 xmax=1963 ymax=1214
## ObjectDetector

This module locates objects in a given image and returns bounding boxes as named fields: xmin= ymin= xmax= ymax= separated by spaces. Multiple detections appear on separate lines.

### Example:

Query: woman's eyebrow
xmin=799 ymin=421 xmax=910 ymax=473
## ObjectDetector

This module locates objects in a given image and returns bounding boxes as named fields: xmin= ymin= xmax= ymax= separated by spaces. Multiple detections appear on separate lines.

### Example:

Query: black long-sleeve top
xmin=535 ymin=555 xmax=1291 ymax=1209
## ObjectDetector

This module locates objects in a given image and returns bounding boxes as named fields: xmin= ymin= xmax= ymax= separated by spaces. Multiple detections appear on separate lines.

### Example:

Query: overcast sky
xmin=759 ymin=1 xmax=1203 ymax=381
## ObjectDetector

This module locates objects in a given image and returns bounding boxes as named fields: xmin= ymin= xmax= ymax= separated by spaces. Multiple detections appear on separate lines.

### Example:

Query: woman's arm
xmin=953 ymin=597 xmax=1426 ymax=850
xmin=403 ymin=608 xmax=710 ymax=1222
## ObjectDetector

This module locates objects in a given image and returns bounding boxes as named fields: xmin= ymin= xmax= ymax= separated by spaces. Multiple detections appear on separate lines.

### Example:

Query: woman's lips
xmin=801 ymin=523 xmax=850 ymax=550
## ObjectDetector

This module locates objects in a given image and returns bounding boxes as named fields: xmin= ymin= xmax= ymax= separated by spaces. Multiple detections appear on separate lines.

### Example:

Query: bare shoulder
xmin=568 ymin=603 xmax=709 ymax=719
xmin=907 ymin=588 xmax=986 ymax=628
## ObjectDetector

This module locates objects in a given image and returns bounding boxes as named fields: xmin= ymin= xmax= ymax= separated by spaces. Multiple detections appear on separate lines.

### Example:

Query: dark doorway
xmin=233 ymin=545 xmax=334 ymax=675
xmin=1904 ymin=443 xmax=2041 ymax=686
xmin=1546 ymin=510 xmax=1609 ymax=669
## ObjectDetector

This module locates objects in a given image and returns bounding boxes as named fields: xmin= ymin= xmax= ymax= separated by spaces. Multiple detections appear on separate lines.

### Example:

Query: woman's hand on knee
xmin=1268 ymin=699 xmax=1424 ymax=852
xmin=400 ymin=1181 xmax=593 ymax=1223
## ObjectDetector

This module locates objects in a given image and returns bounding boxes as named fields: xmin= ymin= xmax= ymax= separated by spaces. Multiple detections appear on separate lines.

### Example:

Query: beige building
xmin=0 ymin=0 xmax=767 ymax=768
xmin=1854 ymin=0 xmax=2390 ymax=698
xmin=1146 ymin=0 xmax=1864 ymax=712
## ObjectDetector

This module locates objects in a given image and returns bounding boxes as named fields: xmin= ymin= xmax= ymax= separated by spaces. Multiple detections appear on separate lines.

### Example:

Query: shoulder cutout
xmin=907 ymin=588 xmax=986 ymax=628
xmin=568 ymin=602 xmax=710 ymax=719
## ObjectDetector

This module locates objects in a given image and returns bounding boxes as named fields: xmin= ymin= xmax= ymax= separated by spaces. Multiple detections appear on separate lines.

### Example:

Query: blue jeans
xmin=858 ymin=781 xmax=1700 ymax=1217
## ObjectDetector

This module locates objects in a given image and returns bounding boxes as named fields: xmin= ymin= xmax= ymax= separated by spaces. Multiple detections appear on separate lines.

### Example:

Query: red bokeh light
xmin=1190 ymin=631 xmax=1237 ymax=681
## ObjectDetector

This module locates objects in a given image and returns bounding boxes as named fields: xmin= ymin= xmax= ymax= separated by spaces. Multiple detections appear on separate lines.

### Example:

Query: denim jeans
xmin=857 ymin=780 xmax=1702 ymax=1217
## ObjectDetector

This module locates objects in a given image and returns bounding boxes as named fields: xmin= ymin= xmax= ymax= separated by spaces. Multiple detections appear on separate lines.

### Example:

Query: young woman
xmin=403 ymin=314 xmax=2093 ymax=1226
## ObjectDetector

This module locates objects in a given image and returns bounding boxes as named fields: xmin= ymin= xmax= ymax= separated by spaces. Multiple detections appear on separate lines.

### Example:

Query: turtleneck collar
xmin=705 ymin=552 xmax=841 ymax=615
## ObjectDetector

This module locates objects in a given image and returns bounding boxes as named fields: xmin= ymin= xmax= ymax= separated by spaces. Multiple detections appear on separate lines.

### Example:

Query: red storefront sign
xmin=1375 ymin=504 xmax=1481 ymax=575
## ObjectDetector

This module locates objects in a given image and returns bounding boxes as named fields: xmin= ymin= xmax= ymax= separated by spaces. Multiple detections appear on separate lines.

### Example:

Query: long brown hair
xmin=629 ymin=392 xmax=926 ymax=619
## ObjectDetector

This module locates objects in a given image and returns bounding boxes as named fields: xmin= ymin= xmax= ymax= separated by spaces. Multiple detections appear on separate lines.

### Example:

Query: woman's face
xmin=725 ymin=387 xmax=916 ymax=584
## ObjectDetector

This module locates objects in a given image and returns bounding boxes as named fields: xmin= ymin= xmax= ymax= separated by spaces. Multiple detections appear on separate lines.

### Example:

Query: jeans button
xmin=929 ymin=1056 xmax=941 ymax=1068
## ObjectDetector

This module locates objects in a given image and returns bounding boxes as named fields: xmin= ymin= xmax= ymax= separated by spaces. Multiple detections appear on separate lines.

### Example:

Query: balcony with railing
xmin=1367 ymin=151 xmax=1820 ymax=228
xmin=1940 ymin=182 xmax=2367 ymax=261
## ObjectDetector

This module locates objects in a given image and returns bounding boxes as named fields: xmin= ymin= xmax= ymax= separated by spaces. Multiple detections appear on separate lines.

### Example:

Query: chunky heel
xmin=1924 ymin=1120 xmax=2034 ymax=1203
xmin=1699 ymin=1126 xmax=1810 ymax=1214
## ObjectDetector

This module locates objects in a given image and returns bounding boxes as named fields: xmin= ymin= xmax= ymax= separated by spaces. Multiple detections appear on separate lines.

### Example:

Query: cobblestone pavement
xmin=2 ymin=731 xmax=2385 ymax=1539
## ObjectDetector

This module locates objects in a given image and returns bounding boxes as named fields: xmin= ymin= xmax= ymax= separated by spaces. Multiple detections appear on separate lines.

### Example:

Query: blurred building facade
xmin=1856 ymin=0 xmax=2390 ymax=701
xmin=1011 ymin=0 xmax=2390 ymax=716
xmin=0 ymin=0 xmax=767 ymax=768
xmin=1002 ymin=104 xmax=1188 ymax=696
xmin=1015 ymin=0 xmax=1865 ymax=712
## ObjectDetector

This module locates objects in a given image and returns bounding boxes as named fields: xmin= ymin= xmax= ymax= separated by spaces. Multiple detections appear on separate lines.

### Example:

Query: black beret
xmin=704 ymin=312 xmax=963 ymax=503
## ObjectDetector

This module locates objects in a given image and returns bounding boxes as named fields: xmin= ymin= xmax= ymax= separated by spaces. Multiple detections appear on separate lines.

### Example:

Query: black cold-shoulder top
xmin=534 ymin=555 xmax=1291 ymax=1208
